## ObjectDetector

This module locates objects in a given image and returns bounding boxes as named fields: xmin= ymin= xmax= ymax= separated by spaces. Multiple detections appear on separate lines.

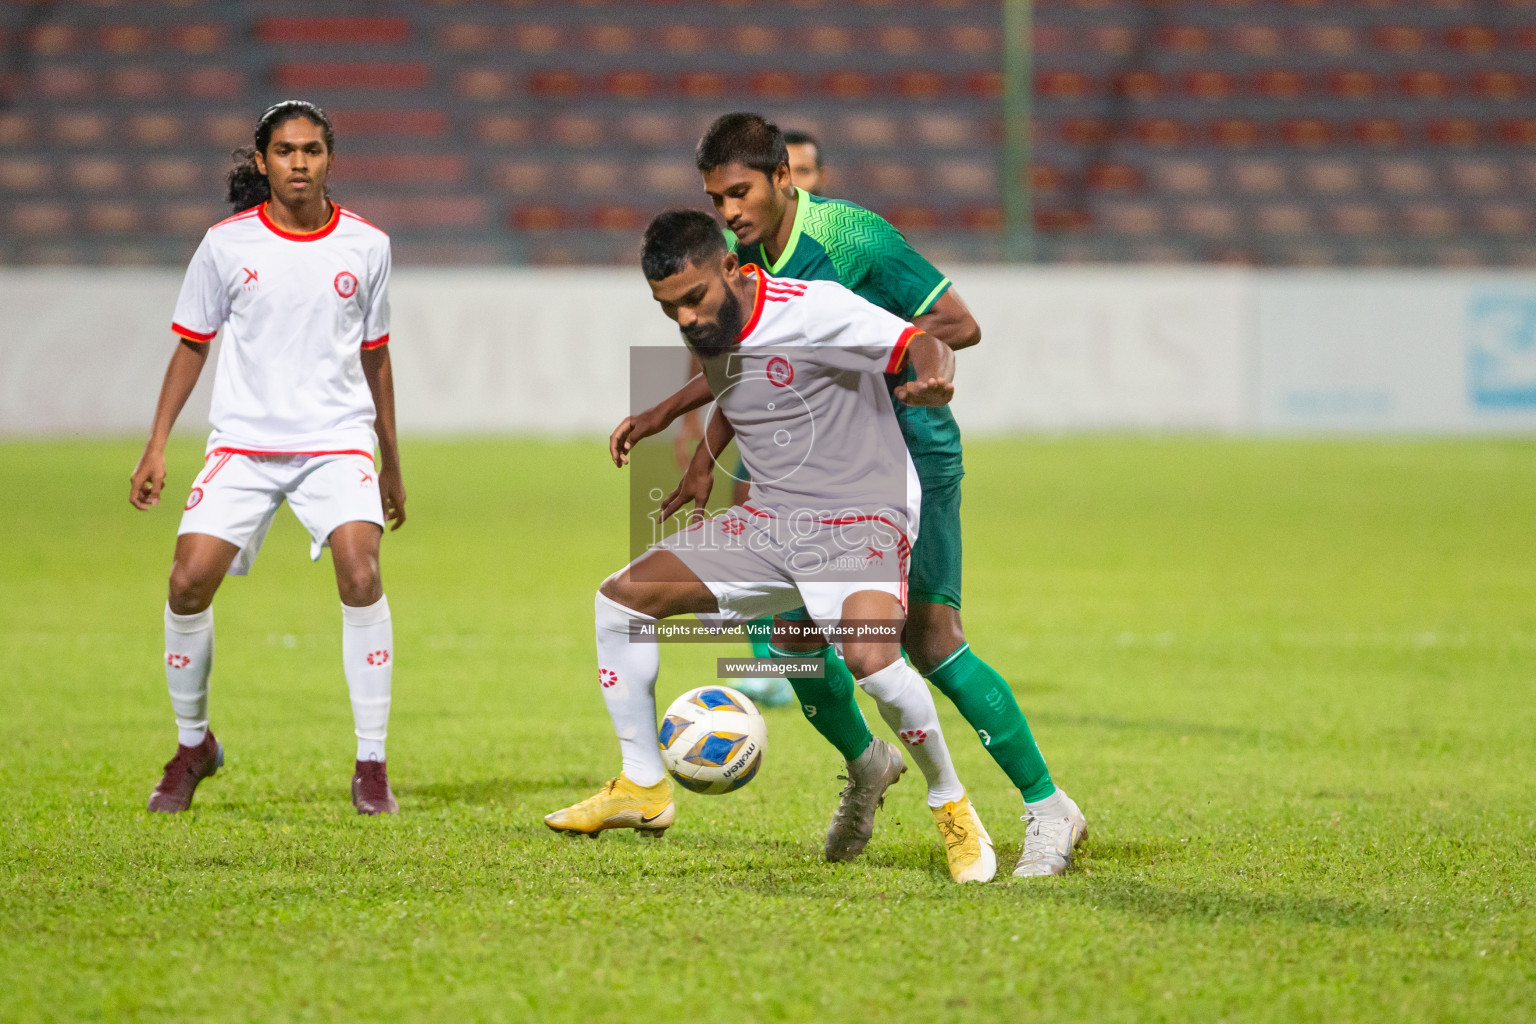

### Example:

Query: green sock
xmin=746 ymin=616 xmax=774 ymax=660
xmin=927 ymin=644 xmax=1056 ymax=803
xmin=769 ymin=643 xmax=874 ymax=762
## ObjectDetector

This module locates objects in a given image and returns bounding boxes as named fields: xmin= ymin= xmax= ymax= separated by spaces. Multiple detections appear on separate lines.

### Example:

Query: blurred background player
xmin=553 ymin=211 xmax=997 ymax=884
xmin=668 ymin=127 xmax=829 ymax=709
xmin=129 ymin=101 xmax=405 ymax=817
xmin=616 ymin=113 xmax=1085 ymax=876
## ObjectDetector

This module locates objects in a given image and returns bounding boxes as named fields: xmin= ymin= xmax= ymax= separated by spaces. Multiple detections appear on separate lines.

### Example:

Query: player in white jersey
xmin=128 ymin=101 xmax=404 ymax=816
xmin=544 ymin=211 xmax=996 ymax=883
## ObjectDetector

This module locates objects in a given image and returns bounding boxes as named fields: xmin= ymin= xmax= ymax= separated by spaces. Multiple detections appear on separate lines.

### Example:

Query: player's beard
xmin=683 ymin=284 xmax=743 ymax=358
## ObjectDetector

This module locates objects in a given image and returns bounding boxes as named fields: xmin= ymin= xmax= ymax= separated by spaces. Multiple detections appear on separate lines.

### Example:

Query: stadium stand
xmin=0 ymin=0 xmax=1531 ymax=267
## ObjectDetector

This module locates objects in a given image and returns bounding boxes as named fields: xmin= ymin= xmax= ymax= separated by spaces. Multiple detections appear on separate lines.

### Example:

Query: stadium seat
xmin=603 ymin=71 xmax=655 ymax=99
xmin=26 ymin=25 xmax=76 ymax=55
xmin=35 ymin=67 xmax=94 ymax=99
xmin=1086 ymin=163 xmax=1141 ymax=191
xmin=550 ymin=116 xmax=605 ymax=147
xmin=1375 ymin=159 xmax=1437 ymax=194
xmin=1477 ymin=205 xmax=1532 ymax=235
xmin=456 ymin=70 xmax=518 ymax=101
xmin=142 ymin=159 xmax=200 ymax=192
xmin=128 ymin=114 xmax=178 ymax=146
xmin=842 ymin=114 xmax=899 ymax=149
xmin=510 ymin=206 xmax=571 ymax=231
xmin=885 ymin=207 xmax=943 ymax=232
xmin=1329 ymin=204 xmax=1388 ymax=236
xmin=85 ymin=203 xmax=139 ymax=234
xmin=1255 ymin=70 xmax=1307 ymax=100
xmin=0 ymin=158 xmax=46 ymax=192
xmin=804 ymin=26 xmax=853 ymax=54
xmin=876 ymin=26 xmax=921 ymax=54
xmin=1088 ymin=25 xmax=1137 ymax=57
xmin=933 ymin=160 xmax=993 ymax=196
xmin=1302 ymin=161 xmax=1363 ymax=194
xmin=332 ymin=155 xmax=467 ymax=185
xmin=862 ymin=162 xmax=919 ymax=195
xmin=912 ymin=114 xmax=975 ymax=149
xmin=1471 ymin=70 xmax=1522 ymax=102
xmin=1157 ymin=25 xmax=1211 ymax=54
xmin=344 ymin=197 xmax=489 ymax=230
xmin=162 ymin=203 xmax=225 ymax=235
xmin=1101 ymin=203 xmax=1163 ymax=235
xmin=187 ymin=69 xmax=245 ymax=100
xmin=1115 ymin=71 xmax=1161 ymax=103
xmin=824 ymin=71 xmax=874 ymax=100
xmin=204 ymin=115 xmax=250 ymax=148
xmin=960 ymin=206 xmax=1002 ymax=230
xmin=100 ymin=25 xmax=154 ymax=54
xmin=897 ymin=71 xmax=948 ymax=100
xmin=513 ymin=24 xmax=563 ymax=52
xmin=256 ymin=18 xmax=413 ymax=46
xmin=1445 ymin=26 xmax=1498 ymax=56
xmin=1230 ymin=159 xmax=1287 ymax=195
xmin=588 ymin=25 xmax=638 ymax=53
xmin=329 ymin=110 xmax=449 ymax=138
xmin=273 ymin=63 xmax=430 ymax=91
xmin=170 ymin=24 xmax=227 ymax=54
xmin=1153 ymin=159 xmax=1213 ymax=194
xmin=1281 ymin=119 xmax=1334 ymax=149
xmin=1500 ymin=119 xmax=1536 ymax=146
xmin=1399 ymin=71 xmax=1451 ymax=101
xmin=657 ymin=25 xmax=709 ymax=53
xmin=572 ymin=162 xmax=624 ymax=194
xmin=1303 ymin=24 xmax=1358 ymax=55
xmin=1402 ymin=205 xmax=1458 ymax=236
xmin=1134 ymin=118 xmax=1184 ymax=148
xmin=529 ymin=70 xmax=582 ymax=99
xmin=11 ymin=203 xmax=71 ymax=235
xmin=1328 ymin=71 xmax=1378 ymax=101
xmin=0 ymin=114 xmax=33 ymax=147
xmin=1355 ymin=118 xmax=1407 ymax=148
xmin=1373 ymin=26 xmax=1426 ymax=54
xmin=1037 ymin=71 xmax=1097 ymax=101
xmin=1185 ymin=71 xmax=1235 ymax=102
xmin=1211 ymin=119 xmax=1264 ymax=148
xmin=641 ymin=161 xmax=694 ymax=198
xmin=622 ymin=113 xmax=686 ymax=147
xmin=494 ymin=162 xmax=551 ymax=193
xmin=1180 ymin=203 xmax=1240 ymax=237
xmin=1426 ymin=118 xmax=1481 ymax=147
xmin=1256 ymin=204 xmax=1313 ymax=236
xmin=52 ymin=114 xmax=110 ymax=146
xmin=1448 ymin=160 xmax=1510 ymax=194
xmin=590 ymin=206 xmax=647 ymax=231
xmin=108 ymin=68 xmax=168 ymax=100
xmin=1230 ymin=25 xmax=1284 ymax=57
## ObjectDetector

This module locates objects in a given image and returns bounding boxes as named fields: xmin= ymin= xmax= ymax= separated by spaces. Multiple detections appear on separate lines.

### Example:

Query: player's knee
xmin=842 ymin=643 xmax=901 ymax=682
xmin=338 ymin=564 xmax=382 ymax=606
xmin=167 ymin=565 xmax=216 ymax=615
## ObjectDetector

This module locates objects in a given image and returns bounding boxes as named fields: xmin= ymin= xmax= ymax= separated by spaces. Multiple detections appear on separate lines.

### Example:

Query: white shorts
xmin=654 ymin=505 xmax=911 ymax=640
xmin=178 ymin=450 xmax=384 ymax=576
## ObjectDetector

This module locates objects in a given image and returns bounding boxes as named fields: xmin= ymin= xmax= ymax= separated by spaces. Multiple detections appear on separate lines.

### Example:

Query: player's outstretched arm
xmin=893 ymin=331 xmax=956 ymax=407
xmin=362 ymin=346 xmax=406 ymax=530
xmin=913 ymin=289 xmax=981 ymax=352
xmin=130 ymin=338 xmax=210 ymax=510
xmin=609 ymin=372 xmax=715 ymax=468
xmin=659 ymin=403 xmax=733 ymax=521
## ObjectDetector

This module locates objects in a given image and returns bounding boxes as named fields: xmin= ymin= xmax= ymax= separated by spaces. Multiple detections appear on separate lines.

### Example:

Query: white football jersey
xmin=697 ymin=267 xmax=923 ymax=523
xmin=171 ymin=202 xmax=391 ymax=456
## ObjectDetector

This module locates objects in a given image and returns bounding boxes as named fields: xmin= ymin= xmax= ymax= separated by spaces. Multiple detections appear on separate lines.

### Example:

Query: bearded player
xmin=548 ymin=211 xmax=997 ymax=884
xmin=612 ymin=113 xmax=1086 ymax=877
xmin=129 ymin=100 xmax=404 ymax=816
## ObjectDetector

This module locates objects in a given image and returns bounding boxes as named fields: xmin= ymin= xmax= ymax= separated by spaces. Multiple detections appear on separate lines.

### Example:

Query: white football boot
xmin=1012 ymin=789 xmax=1088 ymax=878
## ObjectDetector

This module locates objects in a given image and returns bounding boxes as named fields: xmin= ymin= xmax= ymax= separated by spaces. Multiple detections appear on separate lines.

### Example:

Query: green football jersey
xmin=731 ymin=191 xmax=962 ymax=475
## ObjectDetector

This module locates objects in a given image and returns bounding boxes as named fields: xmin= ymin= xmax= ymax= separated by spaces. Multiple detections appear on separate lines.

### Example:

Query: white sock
xmin=164 ymin=604 xmax=214 ymax=748
xmin=342 ymin=595 xmax=392 ymax=763
xmin=594 ymin=591 xmax=665 ymax=787
xmin=857 ymin=658 xmax=965 ymax=808
xmin=1025 ymin=787 xmax=1066 ymax=816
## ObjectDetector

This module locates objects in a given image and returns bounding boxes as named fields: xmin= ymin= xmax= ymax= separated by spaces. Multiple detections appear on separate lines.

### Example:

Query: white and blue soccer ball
xmin=657 ymin=686 xmax=767 ymax=795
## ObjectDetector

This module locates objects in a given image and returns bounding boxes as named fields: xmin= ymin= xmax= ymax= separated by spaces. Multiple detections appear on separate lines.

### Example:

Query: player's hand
xmin=609 ymin=408 xmax=669 ymax=468
xmin=894 ymin=376 xmax=955 ymax=407
xmin=658 ymin=451 xmax=715 ymax=522
xmin=379 ymin=464 xmax=407 ymax=530
xmin=129 ymin=448 xmax=167 ymax=510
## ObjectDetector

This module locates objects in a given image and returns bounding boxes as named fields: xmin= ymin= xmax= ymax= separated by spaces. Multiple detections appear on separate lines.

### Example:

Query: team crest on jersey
xmin=334 ymin=271 xmax=359 ymax=299
xmin=184 ymin=487 xmax=203 ymax=510
xmin=766 ymin=356 xmax=794 ymax=387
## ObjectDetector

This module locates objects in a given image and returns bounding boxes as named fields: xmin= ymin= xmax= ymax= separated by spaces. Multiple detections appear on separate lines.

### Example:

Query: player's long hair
xmin=226 ymin=100 xmax=336 ymax=213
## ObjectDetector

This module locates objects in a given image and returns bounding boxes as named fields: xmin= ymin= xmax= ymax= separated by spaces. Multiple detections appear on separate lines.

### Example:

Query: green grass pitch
xmin=1 ymin=437 xmax=1533 ymax=1022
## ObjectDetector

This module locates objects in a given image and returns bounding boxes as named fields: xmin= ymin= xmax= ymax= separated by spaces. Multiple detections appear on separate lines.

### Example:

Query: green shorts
xmin=776 ymin=468 xmax=963 ymax=623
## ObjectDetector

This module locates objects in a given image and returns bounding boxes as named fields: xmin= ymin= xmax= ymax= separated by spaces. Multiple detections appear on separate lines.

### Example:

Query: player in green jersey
xmin=609 ymin=114 xmax=1086 ymax=877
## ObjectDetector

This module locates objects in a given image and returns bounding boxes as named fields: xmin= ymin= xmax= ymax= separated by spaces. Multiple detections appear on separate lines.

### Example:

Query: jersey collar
xmin=737 ymin=265 xmax=768 ymax=342
xmin=258 ymin=201 xmax=340 ymax=242
xmin=765 ymin=188 xmax=807 ymax=275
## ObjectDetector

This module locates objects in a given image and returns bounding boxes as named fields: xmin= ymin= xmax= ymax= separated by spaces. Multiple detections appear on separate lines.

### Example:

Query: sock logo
xmin=977 ymin=729 xmax=992 ymax=747
xmin=599 ymin=668 xmax=618 ymax=688
xmin=899 ymin=728 xmax=928 ymax=746
xmin=366 ymin=650 xmax=390 ymax=666
xmin=165 ymin=653 xmax=191 ymax=668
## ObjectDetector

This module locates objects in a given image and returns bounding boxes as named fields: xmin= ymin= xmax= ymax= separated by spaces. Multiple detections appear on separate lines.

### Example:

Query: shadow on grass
xmin=1053 ymin=875 xmax=1402 ymax=930
xmin=1034 ymin=712 xmax=1264 ymax=741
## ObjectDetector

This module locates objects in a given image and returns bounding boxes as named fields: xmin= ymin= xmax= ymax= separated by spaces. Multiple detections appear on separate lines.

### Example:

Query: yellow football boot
xmin=932 ymin=793 xmax=997 ymax=883
xmin=544 ymin=774 xmax=675 ymax=838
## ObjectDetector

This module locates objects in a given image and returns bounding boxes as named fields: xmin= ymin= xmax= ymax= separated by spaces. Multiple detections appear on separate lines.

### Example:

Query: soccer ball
xmin=657 ymin=686 xmax=768 ymax=795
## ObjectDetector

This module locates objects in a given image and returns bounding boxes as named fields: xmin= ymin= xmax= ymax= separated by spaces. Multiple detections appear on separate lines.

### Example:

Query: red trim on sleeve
xmin=887 ymin=325 xmax=923 ymax=374
xmin=258 ymin=201 xmax=341 ymax=242
xmin=736 ymin=265 xmax=768 ymax=342
xmin=361 ymin=333 xmax=390 ymax=350
xmin=172 ymin=322 xmax=216 ymax=343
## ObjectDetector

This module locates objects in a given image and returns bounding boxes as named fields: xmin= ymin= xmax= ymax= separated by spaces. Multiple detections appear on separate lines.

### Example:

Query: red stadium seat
xmin=100 ymin=25 xmax=154 ymax=54
xmin=933 ymin=160 xmax=994 ymax=196
xmin=840 ymin=114 xmax=899 ymax=149
xmin=1087 ymin=25 xmax=1136 ymax=57
xmin=876 ymin=26 xmax=922 ymax=55
xmin=1033 ymin=25 xmax=1072 ymax=55
xmin=11 ymin=203 xmax=72 ymax=235
xmin=109 ymin=68 xmax=169 ymax=100
xmin=171 ymin=25 xmax=227 ymax=54
xmin=656 ymin=25 xmax=710 ymax=54
xmin=731 ymin=25 xmax=781 ymax=54
xmin=437 ymin=25 xmax=500 ymax=52
xmin=1185 ymin=70 xmax=1235 ymax=102
xmin=572 ymin=162 xmax=623 ymax=194
xmin=274 ymin=63 xmax=429 ymax=91
xmin=1445 ymin=26 xmax=1498 ymax=55
xmin=1037 ymin=71 xmax=1098 ymax=101
xmin=604 ymin=71 xmax=655 ymax=99
xmin=35 ymin=67 xmax=95 ymax=100
xmin=587 ymin=25 xmax=638 ymax=53
xmin=1302 ymin=24 xmax=1357 ymax=55
xmin=1281 ymin=119 xmax=1334 ymax=148
xmin=966 ymin=71 xmax=1002 ymax=98
xmin=1256 ymin=204 xmax=1313 ymax=236
xmin=0 ymin=113 xmax=35 ymax=147
xmin=529 ymin=70 xmax=582 ymax=99
xmin=513 ymin=25 xmax=563 ymax=52
xmin=51 ymin=113 xmax=110 ymax=146
xmin=85 ymin=203 xmax=139 ymax=234
xmin=1115 ymin=70 xmax=1161 ymax=102
xmin=204 ymin=115 xmax=250 ymax=148
xmin=1448 ymin=160 xmax=1510 ymax=194
xmin=960 ymin=207 xmax=1003 ymax=231
xmin=825 ymin=71 xmax=875 ymax=100
xmin=750 ymin=71 xmax=798 ymax=99
xmin=1301 ymin=160 xmax=1363 ymax=193
xmin=862 ymin=161 xmax=920 ymax=195
xmin=1153 ymin=159 xmax=1213 ymax=194
xmin=1402 ymin=205 xmax=1458 ymax=236
xmin=641 ymin=161 xmax=694 ymax=197
xmin=1373 ymin=26 xmax=1427 ymax=54
xmin=494 ymin=162 xmax=551 ymax=193
xmin=1329 ymin=204 xmax=1387 ymax=236
xmin=257 ymin=18 xmax=412 ymax=46
xmin=1211 ymin=118 xmax=1264 ymax=148
xmin=1157 ymin=25 xmax=1211 ymax=54
xmin=1478 ymin=205 xmax=1532 ymax=235
xmin=676 ymin=71 xmax=729 ymax=99
xmin=456 ymin=70 xmax=518 ymax=101
xmin=1180 ymin=203 xmax=1240 ymax=237
xmin=1134 ymin=118 xmax=1184 ymax=148
xmin=1328 ymin=70 xmax=1377 ymax=101
xmin=623 ymin=113 xmax=685 ymax=147
xmin=948 ymin=25 xmax=996 ymax=54
xmin=0 ymin=157 xmax=46 ymax=192
xmin=1102 ymin=203 xmax=1163 ymax=235
xmin=1471 ymin=71 xmax=1522 ymax=102
xmin=550 ymin=116 xmax=605 ymax=147
xmin=1229 ymin=25 xmax=1284 ymax=57
xmin=1500 ymin=119 xmax=1536 ymax=146
xmin=1254 ymin=70 xmax=1307 ymax=100
xmin=187 ymin=69 xmax=244 ymax=99
xmin=1426 ymin=118 xmax=1481 ymax=147
xmin=1399 ymin=71 xmax=1451 ymax=101
xmin=1355 ymin=118 xmax=1407 ymax=147
xmin=590 ymin=206 xmax=648 ymax=231
xmin=1230 ymin=159 xmax=1287 ymax=195
xmin=1086 ymin=163 xmax=1142 ymax=191
xmin=1029 ymin=163 xmax=1068 ymax=192
xmin=511 ymin=206 xmax=572 ymax=231
xmin=912 ymin=114 xmax=977 ymax=148
xmin=897 ymin=71 xmax=948 ymax=100
xmin=27 ymin=25 xmax=76 ymax=55
xmin=804 ymin=26 xmax=854 ymax=54
xmin=1375 ymin=159 xmax=1436 ymax=194
xmin=142 ymin=158 xmax=200 ymax=192
xmin=885 ymin=208 xmax=944 ymax=232
xmin=330 ymin=110 xmax=450 ymax=138
xmin=476 ymin=117 xmax=534 ymax=146
xmin=332 ymin=155 xmax=467 ymax=185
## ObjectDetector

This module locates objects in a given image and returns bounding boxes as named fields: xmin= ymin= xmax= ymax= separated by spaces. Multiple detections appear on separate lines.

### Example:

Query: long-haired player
xmin=129 ymin=100 xmax=405 ymax=815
